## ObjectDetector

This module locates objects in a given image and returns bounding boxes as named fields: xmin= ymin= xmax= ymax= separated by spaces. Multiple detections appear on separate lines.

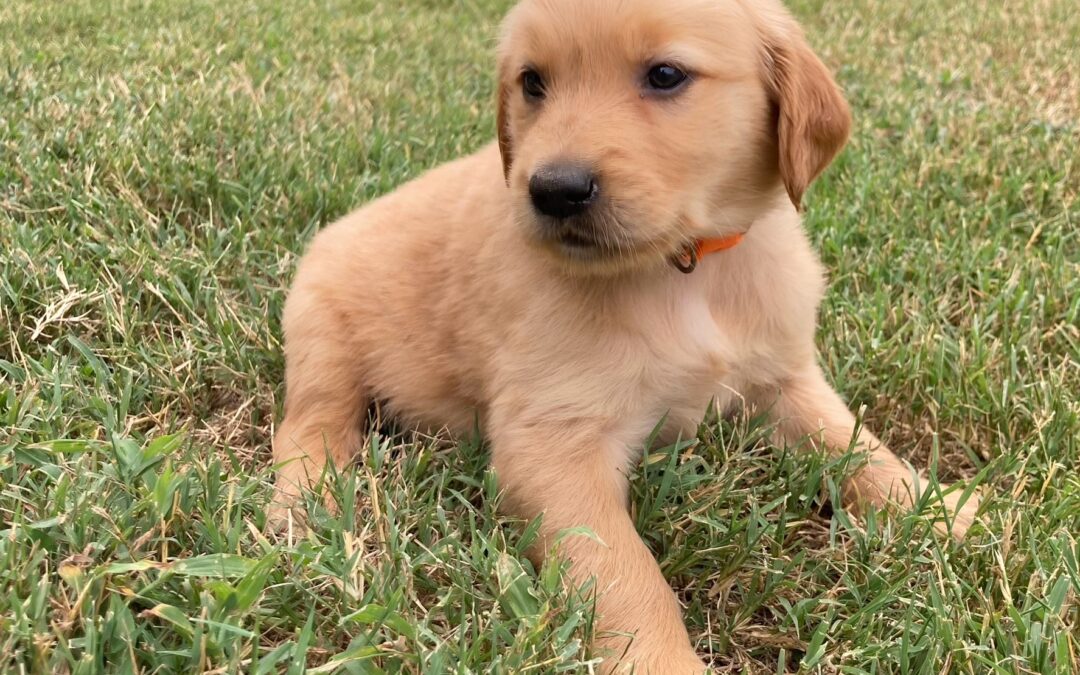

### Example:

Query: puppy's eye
xmin=645 ymin=64 xmax=689 ymax=92
xmin=522 ymin=69 xmax=546 ymax=100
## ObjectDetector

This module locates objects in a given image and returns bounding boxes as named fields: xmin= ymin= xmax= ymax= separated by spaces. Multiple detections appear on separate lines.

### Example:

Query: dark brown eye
xmin=522 ymin=69 xmax=546 ymax=100
xmin=646 ymin=64 xmax=689 ymax=92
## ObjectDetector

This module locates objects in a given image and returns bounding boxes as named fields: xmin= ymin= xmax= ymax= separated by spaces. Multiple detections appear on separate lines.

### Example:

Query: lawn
xmin=1 ymin=0 xmax=1077 ymax=672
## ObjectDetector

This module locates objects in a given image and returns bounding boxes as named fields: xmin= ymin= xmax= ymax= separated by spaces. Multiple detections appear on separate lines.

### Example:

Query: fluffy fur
xmin=271 ymin=0 xmax=979 ymax=671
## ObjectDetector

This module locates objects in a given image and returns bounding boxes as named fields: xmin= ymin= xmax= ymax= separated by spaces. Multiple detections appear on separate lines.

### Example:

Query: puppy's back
xmin=282 ymin=143 xmax=509 ymax=432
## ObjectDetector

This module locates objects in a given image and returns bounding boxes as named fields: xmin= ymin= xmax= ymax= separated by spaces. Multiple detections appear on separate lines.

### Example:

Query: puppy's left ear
xmin=763 ymin=20 xmax=851 ymax=209
xmin=496 ymin=68 xmax=514 ymax=183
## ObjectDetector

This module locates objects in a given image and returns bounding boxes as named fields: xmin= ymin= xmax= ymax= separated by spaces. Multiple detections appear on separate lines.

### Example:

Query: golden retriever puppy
xmin=271 ymin=0 xmax=979 ymax=670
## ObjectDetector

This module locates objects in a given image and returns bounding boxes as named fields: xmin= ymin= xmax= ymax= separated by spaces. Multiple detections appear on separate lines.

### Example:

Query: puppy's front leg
xmin=765 ymin=365 xmax=978 ymax=537
xmin=269 ymin=293 xmax=369 ymax=526
xmin=490 ymin=421 xmax=707 ymax=674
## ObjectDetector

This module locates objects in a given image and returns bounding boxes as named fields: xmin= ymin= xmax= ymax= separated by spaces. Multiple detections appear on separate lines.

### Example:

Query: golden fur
xmin=271 ymin=0 xmax=979 ymax=671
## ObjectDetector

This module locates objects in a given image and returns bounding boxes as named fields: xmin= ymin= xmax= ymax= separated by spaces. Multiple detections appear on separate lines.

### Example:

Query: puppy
xmin=271 ymin=0 xmax=979 ymax=671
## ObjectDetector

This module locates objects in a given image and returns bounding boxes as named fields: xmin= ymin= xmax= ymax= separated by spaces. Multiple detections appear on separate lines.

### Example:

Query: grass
xmin=1 ymin=0 xmax=1077 ymax=672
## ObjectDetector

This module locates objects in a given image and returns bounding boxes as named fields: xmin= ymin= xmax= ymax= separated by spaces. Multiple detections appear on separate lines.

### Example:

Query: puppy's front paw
xmin=265 ymin=485 xmax=309 ymax=535
xmin=664 ymin=652 xmax=709 ymax=675
xmin=935 ymin=484 xmax=981 ymax=539
xmin=266 ymin=502 xmax=300 ymax=532
xmin=607 ymin=648 xmax=707 ymax=674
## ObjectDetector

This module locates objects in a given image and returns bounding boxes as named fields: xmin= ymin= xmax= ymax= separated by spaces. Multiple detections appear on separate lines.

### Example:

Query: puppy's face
xmin=496 ymin=0 xmax=850 ymax=274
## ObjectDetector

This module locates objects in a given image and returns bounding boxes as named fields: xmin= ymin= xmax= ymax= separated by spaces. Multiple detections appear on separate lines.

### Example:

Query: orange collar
xmin=671 ymin=233 xmax=744 ymax=274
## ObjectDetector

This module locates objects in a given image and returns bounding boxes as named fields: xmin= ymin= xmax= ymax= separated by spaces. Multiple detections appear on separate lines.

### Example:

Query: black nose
xmin=529 ymin=164 xmax=599 ymax=219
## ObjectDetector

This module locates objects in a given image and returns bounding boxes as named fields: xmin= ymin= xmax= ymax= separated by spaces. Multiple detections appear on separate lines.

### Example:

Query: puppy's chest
xmin=635 ymin=292 xmax=763 ymax=415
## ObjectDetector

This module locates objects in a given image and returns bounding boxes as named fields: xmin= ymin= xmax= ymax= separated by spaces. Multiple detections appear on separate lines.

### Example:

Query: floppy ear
xmin=496 ymin=71 xmax=513 ymax=183
xmin=764 ymin=25 xmax=851 ymax=209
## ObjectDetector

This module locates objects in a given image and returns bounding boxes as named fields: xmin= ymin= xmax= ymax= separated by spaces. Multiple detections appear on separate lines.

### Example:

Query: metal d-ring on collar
xmin=671 ymin=242 xmax=699 ymax=274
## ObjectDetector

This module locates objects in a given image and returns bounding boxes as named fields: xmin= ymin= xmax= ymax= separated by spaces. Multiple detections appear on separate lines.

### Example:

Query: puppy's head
xmin=496 ymin=0 xmax=850 ymax=274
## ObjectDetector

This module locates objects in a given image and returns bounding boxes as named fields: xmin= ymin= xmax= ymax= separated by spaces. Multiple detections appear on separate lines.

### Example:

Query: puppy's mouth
xmin=556 ymin=228 xmax=604 ymax=251
xmin=539 ymin=222 xmax=618 ymax=260
xmin=534 ymin=219 xmax=675 ymax=269
xmin=524 ymin=205 xmax=670 ymax=267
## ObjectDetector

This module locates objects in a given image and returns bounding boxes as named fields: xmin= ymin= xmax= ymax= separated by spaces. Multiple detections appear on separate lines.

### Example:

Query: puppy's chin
xmin=524 ymin=215 xmax=677 ymax=277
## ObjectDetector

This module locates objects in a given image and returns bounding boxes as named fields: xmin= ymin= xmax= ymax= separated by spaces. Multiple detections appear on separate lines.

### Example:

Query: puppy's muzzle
xmin=529 ymin=163 xmax=599 ymax=219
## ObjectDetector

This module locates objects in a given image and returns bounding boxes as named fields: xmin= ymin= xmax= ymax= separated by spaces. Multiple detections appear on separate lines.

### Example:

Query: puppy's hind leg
xmin=763 ymin=364 xmax=979 ymax=538
xmin=270 ymin=296 xmax=369 ymax=528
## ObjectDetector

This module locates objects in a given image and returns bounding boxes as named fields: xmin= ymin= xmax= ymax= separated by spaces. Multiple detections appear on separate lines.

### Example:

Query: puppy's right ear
xmin=496 ymin=68 xmax=514 ymax=183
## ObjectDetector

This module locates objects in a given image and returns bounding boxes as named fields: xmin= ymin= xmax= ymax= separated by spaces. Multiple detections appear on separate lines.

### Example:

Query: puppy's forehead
xmin=502 ymin=0 xmax=761 ymax=77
